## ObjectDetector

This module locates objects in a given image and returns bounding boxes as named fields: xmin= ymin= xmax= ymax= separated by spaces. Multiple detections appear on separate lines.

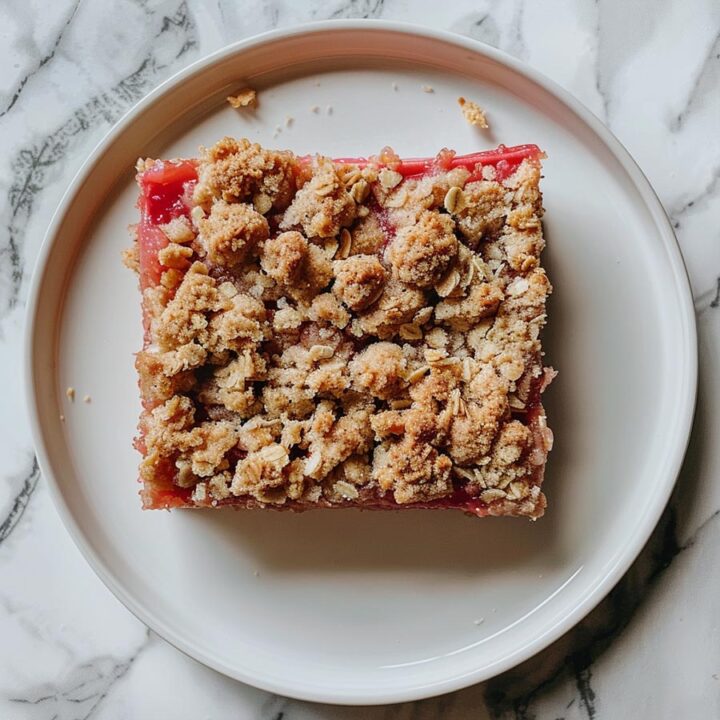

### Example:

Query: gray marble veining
xmin=1 ymin=1 xmax=718 ymax=718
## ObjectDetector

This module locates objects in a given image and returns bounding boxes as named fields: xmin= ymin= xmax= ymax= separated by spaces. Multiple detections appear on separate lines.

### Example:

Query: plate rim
xmin=24 ymin=19 xmax=698 ymax=705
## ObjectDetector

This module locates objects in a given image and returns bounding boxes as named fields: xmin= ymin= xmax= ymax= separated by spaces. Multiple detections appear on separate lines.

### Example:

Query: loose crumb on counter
xmin=66 ymin=387 xmax=75 ymax=402
xmin=83 ymin=395 xmax=92 ymax=404
xmin=310 ymin=105 xmax=320 ymax=113
xmin=226 ymin=88 xmax=257 ymax=109
xmin=422 ymin=84 xmax=434 ymax=93
xmin=458 ymin=96 xmax=489 ymax=129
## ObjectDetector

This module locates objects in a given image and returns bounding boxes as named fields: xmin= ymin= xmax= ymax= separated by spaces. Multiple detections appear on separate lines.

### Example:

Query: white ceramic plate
xmin=25 ymin=22 xmax=696 ymax=705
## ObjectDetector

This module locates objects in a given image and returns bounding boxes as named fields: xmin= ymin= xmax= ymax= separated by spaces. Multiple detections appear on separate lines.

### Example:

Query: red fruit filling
xmin=137 ymin=160 xmax=198 ymax=290
xmin=334 ymin=144 xmax=543 ymax=181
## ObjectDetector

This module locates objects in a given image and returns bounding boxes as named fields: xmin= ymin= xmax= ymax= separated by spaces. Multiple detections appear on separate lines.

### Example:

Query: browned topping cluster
xmin=130 ymin=137 xmax=552 ymax=517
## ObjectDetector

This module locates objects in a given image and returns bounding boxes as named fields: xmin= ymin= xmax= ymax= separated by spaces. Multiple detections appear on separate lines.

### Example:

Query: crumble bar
xmin=126 ymin=139 xmax=554 ymax=518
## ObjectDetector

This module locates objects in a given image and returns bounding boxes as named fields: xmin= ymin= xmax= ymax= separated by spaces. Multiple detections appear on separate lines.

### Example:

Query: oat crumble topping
xmin=128 ymin=138 xmax=553 ymax=518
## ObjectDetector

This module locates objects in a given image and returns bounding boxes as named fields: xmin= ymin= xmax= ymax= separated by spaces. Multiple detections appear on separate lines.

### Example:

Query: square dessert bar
xmin=126 ymin=138 xmax=554 ymax=518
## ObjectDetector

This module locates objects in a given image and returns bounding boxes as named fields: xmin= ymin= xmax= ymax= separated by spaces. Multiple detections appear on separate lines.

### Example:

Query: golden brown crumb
xmin=262 ymin=346 xmax=316 ymax=419
xmin=231 ymin=444 xmax=291 ymax=503
xmin=306 ymin=357 xmax=351 ymax=398
xmin=332 ymin=255 xmax=387 ymax=311
xmin=238 ymin=418 xmax=281 ymax=452
xmin=199 ymin=201 xmax=269 ymax=266
xmin=273 ymin=305 xmax=305 ymax=332
xmin=371 ymin=409 xmax=405 ymax=439
xmin=207 ymin=292 xmax=268 ymax=352
xmin=350 ymin=213 xmax=385 ymax=254
xmin=160 ymin=269 xmax=184 ymax=291
xmin=448 ymin=364 xmax=508 ymax=464
xmin=358 ymin=278 xmax=427 ymax=339
xmin=156 ymin=263 xmax=218 ymax=351
xmin=388 ymin=168 xmax=469 ymax=223
xmin=422 ymin=85 xmax=434 ymax=93
xmin=374 ymin=437 xmax=452 ymax=503
xmin=388 ymin=210 xmax=458 ymax=288
xmin=458 ymin=97 xmax=489 ymax=129
xmin=280 ymin=156 xmax=356 ymax=238
xmin=336 ymin=455 xmax=372 ymax=486
xmin=121 ymin=246 xmax=139 ymax=273
xmin=226 ymin=88 xmax=257 ymax=108
xmin=349 ymin=343 xmax=407 ymax=400
xmin=308 ymin=293 xmax=350 ymax=329
xmin=157 ymin=343 xmax=207 ymax=377
xmin=261 ymin=231 xmax=307 ymax=284
xmin=66 ymin=387 xmax=75 ymax=402
xmin=435 ymin=283 xmax=505 ymax=330
xmin=454 ymin=180 xmax=507 ymax=247
xmin=304 ymin=402 xmax=373 ymax=480
xmin=136 ymin=351 xmax=197 ymax=405
xmin=198 ymin=358 xmax=262 ymax=417
xmin=260 ymin=231 xmax=333 ymax=301
xmin=194 ymin=137 xmax=296 ymax=210
xmin=143 ymin=395 xmax=196 ymax=457
xmin=160 ymin=216 xmax=195 ymax=244
xmin=135 ymin=158 xmax=157 ymax=173
xmin=186 ymin=421 xmax=239 ymax=476
xmin=158 ymin=242 xmax=193 ymax=270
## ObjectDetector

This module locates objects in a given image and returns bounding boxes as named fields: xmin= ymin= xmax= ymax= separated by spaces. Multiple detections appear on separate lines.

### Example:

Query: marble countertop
xmin=1 ymin=1 xmax=719 ymax=717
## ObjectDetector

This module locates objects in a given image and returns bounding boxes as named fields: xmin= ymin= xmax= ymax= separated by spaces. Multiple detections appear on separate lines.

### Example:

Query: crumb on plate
xmin=227 ymin=88 xmax=257 ymax=109
xmin=121 ymin=246 xmax=139 ymax=272
xmin=458 ymin=96 xmax=489 ymax=129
